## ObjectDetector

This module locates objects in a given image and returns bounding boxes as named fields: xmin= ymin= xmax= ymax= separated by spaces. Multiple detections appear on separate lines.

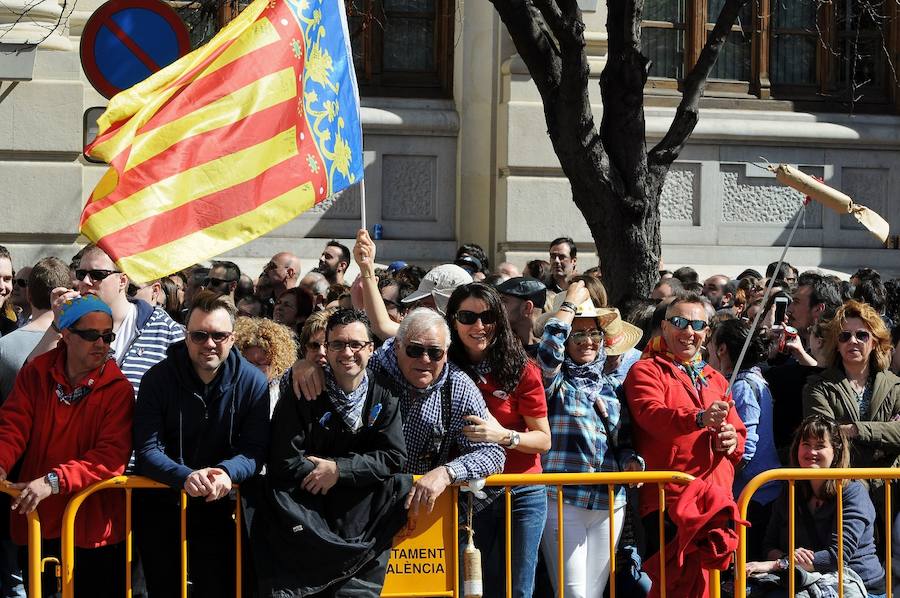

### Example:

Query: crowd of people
xmin=0 ymin=235 xmax=898 ymax=597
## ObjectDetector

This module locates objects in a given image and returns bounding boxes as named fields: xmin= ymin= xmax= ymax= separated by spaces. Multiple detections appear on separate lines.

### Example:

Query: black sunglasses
xmin=666 ymin=316 xmax=709 ymax=331
xmin=68 ymin=328 xmax=116 ymax=343
xmin=14 ymin=278 xmax=27 ymax=288
xmin=454 ymin=310 xmax=498 ymax=326
xmin=201 ymin=277 xmax=234 ymax=288
xmin=75 ymin=269 xmax=120 ymax=282
xmin=188 ymin=330 xmax=233 ymax=344
xmin=838 ymin=329 xmax=871 ymax=344
xmin=404 ymin=344 xmax=446 ymax=361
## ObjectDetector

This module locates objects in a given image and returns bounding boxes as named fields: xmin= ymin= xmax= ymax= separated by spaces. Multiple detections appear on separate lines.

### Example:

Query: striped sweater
xmin=119 ymin=299 xmax=184 ymax=397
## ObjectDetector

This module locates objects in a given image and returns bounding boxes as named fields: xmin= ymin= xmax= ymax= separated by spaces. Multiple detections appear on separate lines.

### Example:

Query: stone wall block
xmin=381 ymin=155 xmax=437 ymax=221
xmin=0 ymin=161 xmax=82 ymax=233
xmin=720 ymin=163 xmax=823 ymax=227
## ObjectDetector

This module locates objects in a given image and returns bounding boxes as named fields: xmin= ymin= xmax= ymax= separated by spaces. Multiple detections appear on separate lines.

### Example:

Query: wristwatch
xmin=45 ymin=472 xmax=59 ymax=495
xmin=776 ymin=557 xmax=789 ymax=571
xmin=506 ymin=431 xmax=521 ymax=449
xmin=443 ymin=465 xmax=457 ymax=483
xmin=696 ymin=410 xmax=706 ymax=429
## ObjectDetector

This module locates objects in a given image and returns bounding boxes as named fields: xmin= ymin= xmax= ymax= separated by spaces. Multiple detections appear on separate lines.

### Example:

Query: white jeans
xmin=541 ymin=499 xmax=625 ymax=598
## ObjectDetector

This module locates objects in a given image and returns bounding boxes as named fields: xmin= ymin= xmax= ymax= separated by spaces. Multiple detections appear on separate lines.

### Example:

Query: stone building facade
xmin=1 ymin=0 xmax=897 ymax=278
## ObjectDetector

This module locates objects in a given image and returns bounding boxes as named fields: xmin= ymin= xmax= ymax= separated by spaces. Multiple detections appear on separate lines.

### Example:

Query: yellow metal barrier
xmin=0 ymin=482 xmax=43 ymax=598
xmin=480 ymin=472 xmax=705 ymax=598
xmin=53 ymin=471 xmax=728 ymax=597
xmin=59 ymin=475 xmax=244 ymax=598
xmin=735 ymin=467 xmax=900 ymax=598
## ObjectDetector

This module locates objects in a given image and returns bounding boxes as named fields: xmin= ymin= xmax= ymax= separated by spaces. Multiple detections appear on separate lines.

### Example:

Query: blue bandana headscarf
xmin=58 ymin=295 xmax=112 ymax=330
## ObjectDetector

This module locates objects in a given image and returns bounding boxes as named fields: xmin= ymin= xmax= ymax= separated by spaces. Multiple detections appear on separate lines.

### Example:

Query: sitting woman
xmin=746 ymin=415 xmax=885 ymax=597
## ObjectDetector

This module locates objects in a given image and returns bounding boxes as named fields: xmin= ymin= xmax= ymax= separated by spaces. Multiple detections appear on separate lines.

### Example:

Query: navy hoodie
xmin=133 ymin=340 xmax=270 ymax=488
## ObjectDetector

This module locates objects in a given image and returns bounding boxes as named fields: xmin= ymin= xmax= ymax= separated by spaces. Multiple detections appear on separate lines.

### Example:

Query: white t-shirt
xmin=111 ymin=302 xmax=138 ymax=366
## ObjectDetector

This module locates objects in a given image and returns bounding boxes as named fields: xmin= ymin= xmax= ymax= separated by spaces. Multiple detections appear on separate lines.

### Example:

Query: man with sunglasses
xmin=34 ymin=245 xmax=184 ymax=399
xmin=133 ymin=290 xmax=269 ymax=596
xmin=265 ymin=252 xmax=302 ymax=297
xmin=0 ymin=294 xmax=134 ymax=596
xmin=9 ymin=266 xmax=31 ymax=327
xmin=624 ymin=293 xmax=747 ymax=597
xmin=255 ymin=308 xmax=411 ymax=595
xmin=202 ymin=260 xmax=241 ymax=301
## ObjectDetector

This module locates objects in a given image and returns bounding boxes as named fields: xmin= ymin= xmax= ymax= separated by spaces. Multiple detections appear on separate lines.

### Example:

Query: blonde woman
xmin=234 ymin=317 xmax=297 ymax=415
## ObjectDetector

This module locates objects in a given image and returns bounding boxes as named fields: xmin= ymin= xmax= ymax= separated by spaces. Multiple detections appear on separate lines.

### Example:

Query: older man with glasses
xmin=0 ymin=294 xmax=133 ymax=597
xmin=624 ymin=292 xmax=747 ymax=597
xmin=133 ymin=290 xmax=270 ymax=597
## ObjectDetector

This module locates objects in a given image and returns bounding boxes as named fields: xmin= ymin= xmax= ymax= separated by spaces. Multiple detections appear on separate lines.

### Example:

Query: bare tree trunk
xmin=490 ymin=0 xmax=751 ymax=306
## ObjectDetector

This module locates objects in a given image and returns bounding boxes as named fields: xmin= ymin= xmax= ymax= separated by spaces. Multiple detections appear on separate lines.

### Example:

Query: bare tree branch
xmin=490 ymin=0 xmax=563 ymax=101
xmin=648 ymin=0 xmax=752 ymax=171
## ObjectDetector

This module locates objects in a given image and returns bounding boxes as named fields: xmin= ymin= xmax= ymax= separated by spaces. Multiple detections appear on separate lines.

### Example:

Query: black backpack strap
xmin=429 ymin=378 xmax=454 ymax=471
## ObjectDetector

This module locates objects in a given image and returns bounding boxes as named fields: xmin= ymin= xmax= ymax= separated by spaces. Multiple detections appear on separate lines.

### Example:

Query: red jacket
xmin=623 ymin=353 xmax=746 ymax=517
xmin=0 ymin=345 xmax=134 ymax=547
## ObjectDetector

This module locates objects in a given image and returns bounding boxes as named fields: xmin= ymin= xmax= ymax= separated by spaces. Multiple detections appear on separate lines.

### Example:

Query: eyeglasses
xmin=666 ymin=316 xmax=709 ymax=331
xmin=326 ymin=340 xmax=373 ymax=353
xmin=383 ymin=299 xmax=401 ymax=311
xmin=305 ymin=341 xmax=325 ymax=352
xmin=14 ymin=278 xmax=27 ymax=288
xmin=570 ymin=329 xmax=603 ymax=345
xmin=404 ymin=344 xmax=446 ymax=361
xmin=187 ymin=330 xmax=234 ymax=344
xmin=838 ymin=329 xmax=871 ymax=344
xmin=201 ymin=277 xmax=233 ymax=288
xmin=68 ymin=328 xmax=116 ymax=344
xmin=75 ymin=269 xmax=120 ymax=282
xmin=454 ymin=310 xmax=498 ymax=326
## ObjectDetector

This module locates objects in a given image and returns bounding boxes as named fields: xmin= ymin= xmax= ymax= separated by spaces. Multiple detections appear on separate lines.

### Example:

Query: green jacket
xmin=802 ymin=367 xmax=900 ymax=478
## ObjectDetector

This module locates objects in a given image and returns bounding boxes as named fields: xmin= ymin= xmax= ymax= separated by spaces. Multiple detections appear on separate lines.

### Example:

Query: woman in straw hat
xmin=536 ymin=280 xmax=644 ymax=598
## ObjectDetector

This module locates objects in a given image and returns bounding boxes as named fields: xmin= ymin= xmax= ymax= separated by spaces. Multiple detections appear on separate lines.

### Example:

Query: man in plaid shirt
xmin=292 ymin=308 xmax=505 ymax=516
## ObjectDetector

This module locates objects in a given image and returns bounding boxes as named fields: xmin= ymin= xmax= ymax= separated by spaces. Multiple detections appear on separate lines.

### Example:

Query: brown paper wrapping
xmin=774 ymin=163 xmax=890 ymax=243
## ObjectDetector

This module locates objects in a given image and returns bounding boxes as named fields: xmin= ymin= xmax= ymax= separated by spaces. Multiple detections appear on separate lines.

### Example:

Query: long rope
xmin=726 ymin=200 xmax=808 ymax=395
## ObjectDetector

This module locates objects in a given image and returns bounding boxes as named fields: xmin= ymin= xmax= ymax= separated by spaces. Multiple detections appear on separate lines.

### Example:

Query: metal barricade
xmin=735 ymin=467 xmax=900 ymax=598
xmin=481 ymin=472 xmax=709 ymax=598
xmin=0 ymin=482 xmax=43 ymax=598
xmin=59 ymin=475 xmax=244 ymax=598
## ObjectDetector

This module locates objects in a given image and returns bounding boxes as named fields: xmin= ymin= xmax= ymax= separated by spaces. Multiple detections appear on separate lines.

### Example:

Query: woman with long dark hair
xmin=445 ymin=282 xmax=551 ymax=598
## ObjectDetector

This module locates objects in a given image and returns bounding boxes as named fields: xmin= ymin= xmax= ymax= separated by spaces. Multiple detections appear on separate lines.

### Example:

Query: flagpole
xmin=359 ymin=180 xmax=367 ymax=233
xmin=726 ymin=200 xmax=807 ymax=395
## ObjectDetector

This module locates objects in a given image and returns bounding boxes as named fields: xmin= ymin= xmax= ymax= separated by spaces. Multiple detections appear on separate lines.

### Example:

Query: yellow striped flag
xmin=82 ymin=0 xmax=363 ymax=283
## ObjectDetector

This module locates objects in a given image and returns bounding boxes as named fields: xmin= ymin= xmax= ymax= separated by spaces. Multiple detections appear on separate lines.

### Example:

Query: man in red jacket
xmin=624 ymin=292 xmax=746 ymax=598
xmin=0 ymin=294 xmax=134 ymax=598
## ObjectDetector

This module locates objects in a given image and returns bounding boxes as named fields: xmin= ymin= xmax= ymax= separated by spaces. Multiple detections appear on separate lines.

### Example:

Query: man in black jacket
xmin=133 ymin=290 xmax=270 ymax=596
xmin=255 ymin=308 xmax=410 ymax=597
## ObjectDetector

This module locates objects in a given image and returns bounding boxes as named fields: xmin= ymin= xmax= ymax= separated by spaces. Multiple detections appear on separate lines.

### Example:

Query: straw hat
xmin=533 ymin=300 xmax=642 ymax=356
xmin=594 ymin=308 xmax=643 ymax=356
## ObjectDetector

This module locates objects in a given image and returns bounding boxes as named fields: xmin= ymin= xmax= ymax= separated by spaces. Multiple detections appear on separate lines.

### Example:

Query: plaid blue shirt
xmin=370 ymin=338 xmax=505 ymax=481
xmin=538 ymin=318 xmax=635 ymax=511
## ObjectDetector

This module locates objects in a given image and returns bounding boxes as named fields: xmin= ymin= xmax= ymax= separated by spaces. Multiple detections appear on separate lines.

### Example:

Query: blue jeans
xmin=461 ymin=484 xmax=547 ymax=598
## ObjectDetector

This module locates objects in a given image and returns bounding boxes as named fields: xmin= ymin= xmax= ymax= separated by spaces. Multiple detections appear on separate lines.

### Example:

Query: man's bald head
xmin=266 ymin=252 xmax=301 ymax=292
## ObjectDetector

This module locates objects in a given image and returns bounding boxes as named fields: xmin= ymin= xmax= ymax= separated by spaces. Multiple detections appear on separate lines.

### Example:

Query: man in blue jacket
xmin=133 ymin=290 xmax=269 ymax=596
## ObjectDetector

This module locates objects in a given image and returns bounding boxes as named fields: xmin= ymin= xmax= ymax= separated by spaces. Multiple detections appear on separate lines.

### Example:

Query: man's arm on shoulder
xmin=623 ymin=360 xmax=701 ymax=436
xmin=216 ymin=372 xmax=270 ymax=483
xmin=445 ymin=375 xmax=505 ymax=482
xmin=133 ymin=365 xmax=193 ymax=487
xmin=56 ymin=378 xmax=134 ymax=494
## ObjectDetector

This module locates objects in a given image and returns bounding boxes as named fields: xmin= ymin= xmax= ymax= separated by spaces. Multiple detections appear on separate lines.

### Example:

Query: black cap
xmin=455 ymin=255 xmax=483 ymax=274
xmin=496 ymin=277 xmax=547 ymax=308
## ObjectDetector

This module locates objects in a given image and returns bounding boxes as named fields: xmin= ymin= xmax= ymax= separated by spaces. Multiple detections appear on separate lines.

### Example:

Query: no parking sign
xmin=80 ymin=0 xmax=190 ymax=99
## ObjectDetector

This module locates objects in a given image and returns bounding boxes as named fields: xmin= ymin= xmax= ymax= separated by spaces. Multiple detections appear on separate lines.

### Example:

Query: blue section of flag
xmin=287 ymin=0 xmax=364 ymax=197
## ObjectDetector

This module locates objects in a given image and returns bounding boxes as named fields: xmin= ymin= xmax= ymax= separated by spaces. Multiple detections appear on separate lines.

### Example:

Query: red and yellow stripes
xmin=82 ymin=0 xmax=330 ymax=283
